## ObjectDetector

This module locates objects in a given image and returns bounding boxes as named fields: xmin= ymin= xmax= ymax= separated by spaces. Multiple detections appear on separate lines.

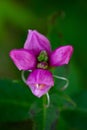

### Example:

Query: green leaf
xmin=0 ymin=79 xmax=37 ymax=122
xmin=58 ymin=90 xmax=87 ymax=130
xmin=73 ymin=90 xmax=87 ymax=112
xmin=60 ymin=109 xmax=87 ymax=130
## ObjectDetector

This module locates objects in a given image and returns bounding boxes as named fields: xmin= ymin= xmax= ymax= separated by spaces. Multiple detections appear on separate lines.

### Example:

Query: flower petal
xmin=24 ymin=30 xmax=51 ymax=55
xmin=26 ymin=69 xmax=54 ymax=97
xmin=50 ymin=45 xmax=73 ymax=66
xmin=9 ymin=49 xmax=36 ymax=70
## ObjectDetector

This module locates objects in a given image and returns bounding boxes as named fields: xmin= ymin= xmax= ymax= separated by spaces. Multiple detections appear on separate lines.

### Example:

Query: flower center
xmin=37 ymin=50 xmax=49 ymax=69
xmin=37 ymin=50 xmax=48 ymax=62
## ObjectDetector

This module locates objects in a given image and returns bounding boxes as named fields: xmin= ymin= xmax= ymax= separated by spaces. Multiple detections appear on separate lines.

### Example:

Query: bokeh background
xmin=0 ymin=0 xmax=87 ymax=130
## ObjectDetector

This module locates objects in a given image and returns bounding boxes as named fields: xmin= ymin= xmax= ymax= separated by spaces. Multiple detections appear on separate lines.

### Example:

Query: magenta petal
xmin=9 ymin=49 xmax=36 ymax=70
xmin=50 ymin=45 xmax=73 ymax=66
xmin=26 ymin=69 xmax=54 ymax=98
xmin=24 ymin=30 xmax=51 ymax=55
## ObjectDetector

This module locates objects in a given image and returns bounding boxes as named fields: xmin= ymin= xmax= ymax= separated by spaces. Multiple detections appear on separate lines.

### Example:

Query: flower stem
xmin=45 ymin=92 xmax=50 ymax=108
xmin=43 ymin=93 xmax=50 ymax=130
xmin=43 ymin=95 xmax=47 ymax=130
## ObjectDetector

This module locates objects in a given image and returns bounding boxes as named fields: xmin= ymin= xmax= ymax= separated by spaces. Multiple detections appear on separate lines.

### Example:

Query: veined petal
xmin=50 ymin=45 xmax=73 ymax=66
xmin=9 ymin=49 xmax=36 ymax=70
xmin=26 ymin=69 xmax=54 ymax=97
xmin=24 ymin=30 xmax=51 ymax=55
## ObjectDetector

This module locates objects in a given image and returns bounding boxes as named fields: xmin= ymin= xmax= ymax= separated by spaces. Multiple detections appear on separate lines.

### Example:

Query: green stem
xmin=43 ymin=95 xmax=47 ymax=130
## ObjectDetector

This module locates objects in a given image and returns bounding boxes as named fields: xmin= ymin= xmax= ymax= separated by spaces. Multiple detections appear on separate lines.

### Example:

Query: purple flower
xmin=9 ymin=30 xmax=73 ymax=97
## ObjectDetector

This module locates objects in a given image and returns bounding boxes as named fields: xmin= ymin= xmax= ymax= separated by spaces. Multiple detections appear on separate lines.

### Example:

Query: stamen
xmin=53 ymin=75 xmax=69 ymax=91
xmin=44 ymin=92 xmax=50 ymax=108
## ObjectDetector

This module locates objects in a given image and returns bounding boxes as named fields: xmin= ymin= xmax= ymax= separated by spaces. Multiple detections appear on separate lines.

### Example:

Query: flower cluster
xmin=9 ymin=30 xmax=73 ymax=98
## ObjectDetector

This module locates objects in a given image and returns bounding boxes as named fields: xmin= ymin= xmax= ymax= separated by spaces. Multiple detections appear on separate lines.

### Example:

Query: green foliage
xmin=58 ymin=91 xmax=87 ymax=130
xmin=0 ymin=79 xmax=37 ymax=122
xmin=0 ymin=79 xmax=75 ymax=129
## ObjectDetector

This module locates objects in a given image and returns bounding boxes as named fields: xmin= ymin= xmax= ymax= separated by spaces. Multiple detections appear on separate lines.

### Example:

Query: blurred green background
xmin=0 ymin=0 xmax=87 ymax=130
